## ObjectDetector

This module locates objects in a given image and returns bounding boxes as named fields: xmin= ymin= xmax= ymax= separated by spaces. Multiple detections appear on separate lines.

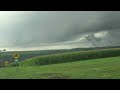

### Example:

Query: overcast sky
xmin=0 ymin=11 xmax=120 ymax=51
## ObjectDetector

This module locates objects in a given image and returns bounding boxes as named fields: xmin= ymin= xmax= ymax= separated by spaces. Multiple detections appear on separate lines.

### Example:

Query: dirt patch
xmin=40 ymin=73 xmax=70 ymax=79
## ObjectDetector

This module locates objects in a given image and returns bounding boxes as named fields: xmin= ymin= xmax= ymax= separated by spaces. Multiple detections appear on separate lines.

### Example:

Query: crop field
xmin=19 ymin=48 xmax=120 ymax=66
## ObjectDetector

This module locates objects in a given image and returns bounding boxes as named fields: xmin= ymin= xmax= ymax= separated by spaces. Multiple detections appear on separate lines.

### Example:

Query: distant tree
xmin=3 ymin=49 xmax=6 ymax=51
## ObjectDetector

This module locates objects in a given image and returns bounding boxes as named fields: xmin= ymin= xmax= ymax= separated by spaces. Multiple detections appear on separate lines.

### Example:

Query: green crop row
xmin=19 ymin=48 xmax=120 ymax=66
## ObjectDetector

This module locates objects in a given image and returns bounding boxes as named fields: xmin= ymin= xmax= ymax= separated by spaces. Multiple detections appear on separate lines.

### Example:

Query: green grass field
xmin=0 ymin=56 xmax=120 ymax=79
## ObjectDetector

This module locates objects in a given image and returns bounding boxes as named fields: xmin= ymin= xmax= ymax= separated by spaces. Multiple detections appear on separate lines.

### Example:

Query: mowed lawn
xmin=0 ymin=56 xmax=120 ymax=79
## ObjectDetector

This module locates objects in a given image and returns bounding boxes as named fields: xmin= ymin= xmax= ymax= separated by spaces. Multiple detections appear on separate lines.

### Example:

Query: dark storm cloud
xmin=8 ymin=11 xmax=102 ymax=44
xmin=0 ymin=11 xmax=120 ymax=50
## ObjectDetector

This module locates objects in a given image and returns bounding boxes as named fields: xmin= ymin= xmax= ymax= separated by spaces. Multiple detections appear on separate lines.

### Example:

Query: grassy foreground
xmin=0 ymin=56 xmax=120 ymax=79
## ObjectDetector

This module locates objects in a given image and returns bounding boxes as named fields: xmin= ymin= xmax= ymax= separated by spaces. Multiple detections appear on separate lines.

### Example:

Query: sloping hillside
xmin=0 ymin=56 xmax=120 ymax=79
